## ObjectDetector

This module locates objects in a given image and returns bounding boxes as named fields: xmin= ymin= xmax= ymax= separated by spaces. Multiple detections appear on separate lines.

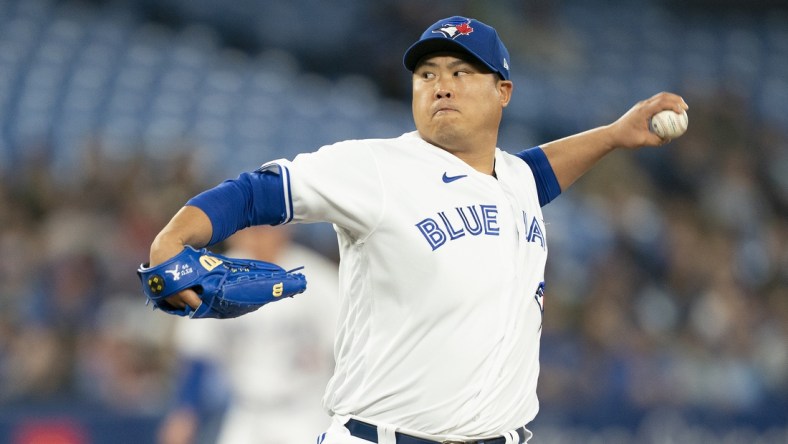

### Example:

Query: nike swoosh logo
xmin=442 ymin=173 xmax=468 ymax=183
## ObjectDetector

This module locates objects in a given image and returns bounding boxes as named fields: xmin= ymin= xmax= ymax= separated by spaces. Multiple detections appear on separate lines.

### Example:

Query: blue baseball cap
xmin=403 ymin=16 xmax=511 ymax=80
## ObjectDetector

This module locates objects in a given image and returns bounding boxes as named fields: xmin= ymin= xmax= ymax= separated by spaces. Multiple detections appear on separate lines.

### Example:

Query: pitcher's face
xmin=411 ymin=53 xmax=511 ymax=154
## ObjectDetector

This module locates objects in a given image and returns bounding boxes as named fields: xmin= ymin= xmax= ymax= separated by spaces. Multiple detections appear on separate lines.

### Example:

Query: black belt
xmin=345 ymin=419 xmax=528 ymax=444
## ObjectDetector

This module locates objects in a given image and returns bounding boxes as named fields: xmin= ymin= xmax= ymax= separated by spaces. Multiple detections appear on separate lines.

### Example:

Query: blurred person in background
xmin=157 ymin=225 xmax=339 ymax=444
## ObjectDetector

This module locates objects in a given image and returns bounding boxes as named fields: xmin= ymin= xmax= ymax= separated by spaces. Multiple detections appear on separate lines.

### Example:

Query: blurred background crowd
xmin=0 ymin=0 xmax=786 ymax=443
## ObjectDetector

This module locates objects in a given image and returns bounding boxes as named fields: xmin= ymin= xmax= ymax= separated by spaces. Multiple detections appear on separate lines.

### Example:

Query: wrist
xmin=596 ymin=124 xmax=620 ymax=152
xmin=149 ymin=235 xmax=187 ymax=267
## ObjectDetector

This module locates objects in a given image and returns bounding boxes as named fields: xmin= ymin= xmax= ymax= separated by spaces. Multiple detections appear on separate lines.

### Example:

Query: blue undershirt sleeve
xmin=185 ymin=169 xmax=287 ymax=246
xmin=515 ymin=146 xmax=562 ymax=207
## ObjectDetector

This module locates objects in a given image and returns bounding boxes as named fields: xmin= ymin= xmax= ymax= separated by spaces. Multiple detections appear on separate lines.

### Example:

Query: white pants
xmin=316 ymin=416 xmax=533 ymax=444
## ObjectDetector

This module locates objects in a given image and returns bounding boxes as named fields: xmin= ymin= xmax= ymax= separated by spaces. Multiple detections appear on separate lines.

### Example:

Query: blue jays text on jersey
xmin=415 ymin=205 xmax=546 ymax=251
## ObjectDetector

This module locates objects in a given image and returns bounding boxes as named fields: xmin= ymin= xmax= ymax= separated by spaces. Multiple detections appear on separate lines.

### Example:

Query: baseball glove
xmin=137 ymin=246 xmax=307 ymax=319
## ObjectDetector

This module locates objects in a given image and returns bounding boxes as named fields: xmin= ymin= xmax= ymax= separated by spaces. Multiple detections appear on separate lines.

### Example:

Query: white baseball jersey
xmin=262 ymin=131 xmax=548 ymax=437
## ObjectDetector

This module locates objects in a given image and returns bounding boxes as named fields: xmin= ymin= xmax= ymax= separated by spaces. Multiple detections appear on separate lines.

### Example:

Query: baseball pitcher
xmin=141 ymin=16 xmax=688 ymax=443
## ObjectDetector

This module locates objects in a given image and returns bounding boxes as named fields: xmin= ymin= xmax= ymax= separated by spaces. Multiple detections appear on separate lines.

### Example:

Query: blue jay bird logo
xmin=534 ymin=282 xmax=545 ymax=330
xmin=534 ymin=282 xmax=545 ymax=313
xmin=432 ymin=20 xmax=474 ymax=39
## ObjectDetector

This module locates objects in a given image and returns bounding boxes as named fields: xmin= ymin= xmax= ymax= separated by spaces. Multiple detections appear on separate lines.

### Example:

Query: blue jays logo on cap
xmin=403 ymin=16 xmax=511 ymax=80
xmin=431 ymin=19 xmax=474 ymax=39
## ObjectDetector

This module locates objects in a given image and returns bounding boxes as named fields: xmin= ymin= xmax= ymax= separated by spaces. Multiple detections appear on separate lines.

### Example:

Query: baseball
xmin=649 ymin=109 xmax=688 ymax=139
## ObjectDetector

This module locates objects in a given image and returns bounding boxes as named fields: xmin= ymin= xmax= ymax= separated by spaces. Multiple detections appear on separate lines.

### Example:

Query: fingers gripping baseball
xmin=611 ymin=92 xmax=689 ymax=149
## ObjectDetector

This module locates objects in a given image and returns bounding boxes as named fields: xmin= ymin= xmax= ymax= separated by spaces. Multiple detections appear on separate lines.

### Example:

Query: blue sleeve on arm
xmin=186 ymin=170 xmax=287 ymax=246
xmin=515 ymin=147 xmax=562 ymax=207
